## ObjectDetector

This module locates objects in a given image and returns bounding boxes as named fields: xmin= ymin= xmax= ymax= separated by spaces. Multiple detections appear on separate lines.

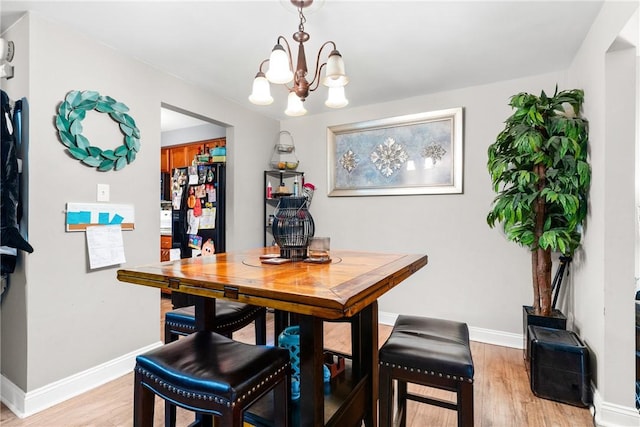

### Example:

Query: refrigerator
xmin=171 ymin=162 xmax=226 ymax=260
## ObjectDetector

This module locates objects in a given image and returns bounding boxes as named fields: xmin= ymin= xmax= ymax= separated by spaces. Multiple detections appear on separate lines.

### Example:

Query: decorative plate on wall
xmin=55 ymin=90 xmax=141 ymax=171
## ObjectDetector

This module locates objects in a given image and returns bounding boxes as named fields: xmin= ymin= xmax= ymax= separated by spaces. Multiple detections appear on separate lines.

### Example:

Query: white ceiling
xmin=1 ymin=1 xmax=604 ymax=122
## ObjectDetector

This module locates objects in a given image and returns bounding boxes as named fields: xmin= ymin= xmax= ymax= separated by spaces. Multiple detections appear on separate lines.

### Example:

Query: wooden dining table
xmin=117 ymin=247 xmax=427 ymax=427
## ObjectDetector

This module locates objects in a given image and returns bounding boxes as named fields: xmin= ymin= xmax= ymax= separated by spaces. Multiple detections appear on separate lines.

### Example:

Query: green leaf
xmin=65 ymin=91 xmax=82 ymax=107
xmin=95 ymin=101 xmax=114 ymax=113
xmin=109 ymin=112 xmax=124 ymax=123
xmin=80 ymin=90 xmax=100 ymax=102
xmin=111 ymin=102 xmax=130 ymax=113
xmin=114 ymin=145 xmax=129 ymax=157
xmin=70 ymin=119 xmax=83 ymax=136
xmin=119 ymin=123 xmax=133 ymax=136
xmin=68 ymin=146 xmax=88 ymax=160
xmin=115 ymin=156 xmax=127 ymax=171
xmin=101 ymin=149 xmax=118 ymax=160
xmin=98 ymin=159 xmax=115 ymax=171
xmin=87 ymin=146 xmax=102 ymax=157
xmin=58 ymin=130 xmax=74 ymax=147
xmin=58 ymin=101 xmax=72 ymax=119
xmin=82 ymin=156 xmax=102 ymax=167
xmin=76 ymin=100 xmax=97 ymax=110
xmin=126 ymin=149 xmax=136 ymax=163
xmin=68 ymin=108 xmax=86 ymax=122
xmin=55 ymin=115 xmax=70 ymax=132
xmin=121 ymin=113 xmax=137 ymax=128
xmin=75 ymin=134 xmax=90 ymax=150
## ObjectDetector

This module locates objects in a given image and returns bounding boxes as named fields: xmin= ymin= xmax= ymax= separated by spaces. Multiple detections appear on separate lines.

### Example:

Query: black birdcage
xmin=271 ymin=196 xmax=314 ymax=260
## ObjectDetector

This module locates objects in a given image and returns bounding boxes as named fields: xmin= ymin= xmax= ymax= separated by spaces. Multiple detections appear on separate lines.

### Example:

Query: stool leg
xmin=458 ymin=381 xmax=474 ymax=427
xmin=255 ymin=310 xmax=267 ymax=345
xmin=379 ymin=365 xmax=393 ymax=427
xmin=273 ymin=375 xmax=290 ymax=427
xmin=164 ymin=400 xmax=177 ymax=427
xmin=133 ymin=371 xmax=155 ymax=427
xmin=397 ymin=379 xmax=408 ymax=427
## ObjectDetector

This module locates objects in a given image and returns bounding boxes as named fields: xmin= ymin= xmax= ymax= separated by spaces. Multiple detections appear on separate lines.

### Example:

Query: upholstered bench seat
xmin=379 ymin=315 xmax=474 ymax=427
xmin=134 ymin=330 xmax=290 ymax=427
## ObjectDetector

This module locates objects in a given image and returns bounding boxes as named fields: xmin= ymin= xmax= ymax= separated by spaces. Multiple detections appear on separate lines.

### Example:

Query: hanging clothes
xmin=1 ymin=89 xmax=33 ymax=276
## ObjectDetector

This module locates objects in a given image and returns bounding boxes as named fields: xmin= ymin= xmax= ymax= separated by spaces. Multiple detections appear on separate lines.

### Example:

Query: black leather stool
xmin=164 ymin=302 xmax=267 ymax=345
xmin=379 ymin=315 xmax=475 ymax=427
xmin=134 ymin=330 xmax=290 ymax=427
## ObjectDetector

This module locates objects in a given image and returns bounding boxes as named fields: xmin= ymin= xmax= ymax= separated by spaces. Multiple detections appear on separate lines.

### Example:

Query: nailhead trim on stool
xmin=379 ymin=315 xmax=475 ymax=427
xmin=134 ymin=331 xmax=290 ymax=427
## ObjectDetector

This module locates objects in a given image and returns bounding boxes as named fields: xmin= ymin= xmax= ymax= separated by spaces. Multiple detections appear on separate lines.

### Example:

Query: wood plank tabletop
xmin=117 ymin=247 xmax=428 ymax=319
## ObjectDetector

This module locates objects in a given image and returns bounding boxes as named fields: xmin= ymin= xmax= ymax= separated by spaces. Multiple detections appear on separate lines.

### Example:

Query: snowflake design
xmin=370 ymin=137 xmax=408 ymax=177
xmin=421 ymin=142 xmax=447 ymax=165
xmin=339 ymin=149 xmax=359 ymax=174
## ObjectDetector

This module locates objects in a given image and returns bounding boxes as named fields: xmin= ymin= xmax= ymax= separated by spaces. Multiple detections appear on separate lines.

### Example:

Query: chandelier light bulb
xmin=249 ymin=73 xmax=274 ymax=105
xmin=325 ymin=86 xmax=348 ymax=109
xmin=266 ymin=44 xmax=294 ymax=84
xmin=322 ymin=50 xmax=348 ymax=88
xmin=284 ymin=92 xmax=308 ymax=116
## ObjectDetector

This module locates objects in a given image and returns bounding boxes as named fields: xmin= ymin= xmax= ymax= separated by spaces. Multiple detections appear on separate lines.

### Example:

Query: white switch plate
xmin=97 ymin=184 xmax=110 ymax=202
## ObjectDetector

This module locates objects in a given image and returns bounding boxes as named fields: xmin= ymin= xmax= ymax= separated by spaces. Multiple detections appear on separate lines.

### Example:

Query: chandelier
xmin=248 ymin=0 xmax=349 ymax=117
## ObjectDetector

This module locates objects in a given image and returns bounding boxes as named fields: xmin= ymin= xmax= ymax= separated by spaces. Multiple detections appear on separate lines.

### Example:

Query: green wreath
xmin=55 ymin=90 xmax=141 ymax=171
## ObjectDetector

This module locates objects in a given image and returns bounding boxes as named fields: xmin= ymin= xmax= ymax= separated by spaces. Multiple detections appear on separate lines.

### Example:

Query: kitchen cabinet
xmin=161 ymin=138 xmax=226 ymax=172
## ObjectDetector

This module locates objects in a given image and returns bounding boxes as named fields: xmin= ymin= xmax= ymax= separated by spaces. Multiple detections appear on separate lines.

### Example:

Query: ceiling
xmin=1 ymin=1 xmax=604 ymax=122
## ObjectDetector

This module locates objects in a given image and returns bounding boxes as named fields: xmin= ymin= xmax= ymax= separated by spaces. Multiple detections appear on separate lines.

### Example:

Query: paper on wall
xmin=86 ymin=225 xmax=126 ymax=269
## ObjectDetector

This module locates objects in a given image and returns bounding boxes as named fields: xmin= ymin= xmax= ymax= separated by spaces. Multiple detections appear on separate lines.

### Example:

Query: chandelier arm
xmin=307 ymin=40 xmax=337 ymax=91
xmin=257 ymin=58 xmax=270 ymax=74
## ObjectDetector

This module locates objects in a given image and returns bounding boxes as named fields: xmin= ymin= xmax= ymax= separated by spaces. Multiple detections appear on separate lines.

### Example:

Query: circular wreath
xmin=55 ymin=90 xmax=141 ymax=171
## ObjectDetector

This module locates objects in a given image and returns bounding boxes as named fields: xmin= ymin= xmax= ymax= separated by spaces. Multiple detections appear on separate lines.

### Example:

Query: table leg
xmin=194 ymin=296 xmax=216 ymax=331
xmin=299 ymin=315 xmax=324 ymax=427
xmin=361 ymin=301 xmax=379 ymax=427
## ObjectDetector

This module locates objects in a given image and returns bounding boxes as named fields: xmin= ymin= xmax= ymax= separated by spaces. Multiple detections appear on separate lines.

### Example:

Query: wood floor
xmin=1 ymin=296 xmax=594 ymax=426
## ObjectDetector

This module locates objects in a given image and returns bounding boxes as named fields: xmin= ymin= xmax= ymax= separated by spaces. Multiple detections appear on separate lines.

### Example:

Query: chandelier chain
xmin=298 ymin=6 xmax=306 ymax=33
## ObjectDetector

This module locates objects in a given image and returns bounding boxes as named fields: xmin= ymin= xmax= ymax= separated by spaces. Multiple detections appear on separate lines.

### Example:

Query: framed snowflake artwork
xmin=327 ymin=107 xmax=463 ymax=196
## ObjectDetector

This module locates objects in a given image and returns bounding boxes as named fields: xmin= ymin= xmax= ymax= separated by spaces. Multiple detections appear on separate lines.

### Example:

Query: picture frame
xmin=327 ymin=107 xmax=463 ymax=196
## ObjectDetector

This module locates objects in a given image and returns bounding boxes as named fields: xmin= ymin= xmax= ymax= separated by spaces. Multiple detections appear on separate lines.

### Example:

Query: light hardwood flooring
xmin=1 ymin=296 xmax=594 ymax=426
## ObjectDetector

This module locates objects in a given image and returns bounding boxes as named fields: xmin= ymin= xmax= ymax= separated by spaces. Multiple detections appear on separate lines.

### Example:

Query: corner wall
xmin=568 ymin=2 xmax=639 ymax=425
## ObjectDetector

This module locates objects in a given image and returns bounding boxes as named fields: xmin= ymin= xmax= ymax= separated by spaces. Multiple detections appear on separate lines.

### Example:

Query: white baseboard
xmin=592 ymin=387 xmax=640 ymax=426
xmin=1 ymin=340 xmax=162 ymax=419
xmin=379 ymin=310 xmax=639 ymax=427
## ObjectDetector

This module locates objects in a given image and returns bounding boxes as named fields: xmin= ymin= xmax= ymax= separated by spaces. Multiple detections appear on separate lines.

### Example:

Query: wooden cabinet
xmin=161 ymin=138 xmax=226 ymax=172
xmin=160 ymin=235 xmax=172 ymax=262
xmin=160 ymin=148 xmax=170 ymax=173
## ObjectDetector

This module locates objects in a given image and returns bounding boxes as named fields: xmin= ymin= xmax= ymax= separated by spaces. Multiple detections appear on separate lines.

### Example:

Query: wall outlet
xmin=97 ymin=184 xmax=110 ymax=202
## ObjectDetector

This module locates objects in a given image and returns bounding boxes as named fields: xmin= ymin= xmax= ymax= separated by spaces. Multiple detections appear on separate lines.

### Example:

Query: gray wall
xmin=281 ymin=71 xmax=567 ymax=335
xmin=1 ymin=11 xmax=276 ymax=414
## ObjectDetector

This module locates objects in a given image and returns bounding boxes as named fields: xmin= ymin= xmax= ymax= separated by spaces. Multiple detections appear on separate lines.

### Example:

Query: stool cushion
xmin=136 ymin=331 xmax=289 ymax=405
xmin=380 ymin=315 xmax=474 ymax=380
xmin=165 ymin=302 xmax=264 ymax=331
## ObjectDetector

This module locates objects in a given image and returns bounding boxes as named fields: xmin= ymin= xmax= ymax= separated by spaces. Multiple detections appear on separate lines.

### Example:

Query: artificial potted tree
xmin=486 ymin=87 xmax=590 ymax=350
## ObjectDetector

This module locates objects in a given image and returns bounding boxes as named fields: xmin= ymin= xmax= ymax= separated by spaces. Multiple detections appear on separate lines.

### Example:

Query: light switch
xmin=97 ymin=184 xmax=110 ymax=202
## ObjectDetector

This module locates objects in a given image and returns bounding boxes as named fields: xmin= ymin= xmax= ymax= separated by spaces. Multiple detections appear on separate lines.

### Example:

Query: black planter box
xmin=529 ymin=325 xmax=591 ymax=407
xmin=523 ymin=305 xmax=567 ymax=361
